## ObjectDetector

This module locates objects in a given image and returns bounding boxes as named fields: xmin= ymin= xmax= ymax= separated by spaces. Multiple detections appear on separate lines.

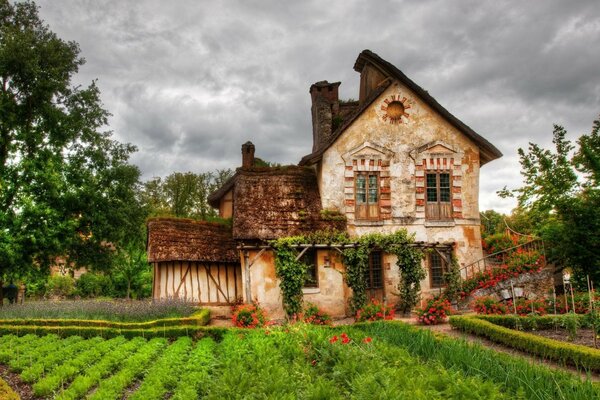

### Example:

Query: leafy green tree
xmin=501 ymin=116 xmax=600 ymax=287
xmin=141 ymin=169 xmax=233 ymax=219
xmin=0 ymin=1 xmax=145 ymax=291
xmin=112 ymin=242 xmax=151 ymax=299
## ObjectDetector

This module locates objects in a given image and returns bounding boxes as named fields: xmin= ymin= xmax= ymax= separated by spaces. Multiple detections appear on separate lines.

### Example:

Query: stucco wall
xmin=242 ymin=248 xmax=407 ymax=318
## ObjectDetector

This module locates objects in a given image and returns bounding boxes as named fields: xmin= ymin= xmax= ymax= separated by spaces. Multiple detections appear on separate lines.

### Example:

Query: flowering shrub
xmin=472 ymin=296 xmax=509 ymax=315
xmin=302 ymin=303 xmax=332 ymax=325
xmin=231 ymin=303 xmax=266 ymax=328
xmin=416 ymin=297 xmax=453 ymax=325
xmin=460 ymin=249 xmax=544 ymax=298
xmin=355 ymin=299 xmax=395 ymax=322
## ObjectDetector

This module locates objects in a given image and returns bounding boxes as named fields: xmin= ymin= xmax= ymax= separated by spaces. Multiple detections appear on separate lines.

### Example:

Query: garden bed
xmin=528 ymin=328 xmax=599 ymax=350
xmin=0 ymin=322 xmax=597 ymax=399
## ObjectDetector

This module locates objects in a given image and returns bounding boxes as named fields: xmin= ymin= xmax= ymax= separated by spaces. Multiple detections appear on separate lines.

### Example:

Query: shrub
xmin=472 ymin=296 xmax=509 ymax=315
xmin=231 ymin=303 xmax=266 ymax=328
xmin=355 ymin=299 xmax=394 ymax=322
xmin=46 ymin=276 xmax=76 ymax=298
xmin=482 ymin=233 xmax=517 ymax=258
xmin=450 ymin=315 xmax=600 ymax=371
xmin=75 ymin=272 xmax=113 ymax=298
xmin=416 ymin=297 xmax=453 ymax=325
xmin=302 ymin=303 xmax=332 ymax=325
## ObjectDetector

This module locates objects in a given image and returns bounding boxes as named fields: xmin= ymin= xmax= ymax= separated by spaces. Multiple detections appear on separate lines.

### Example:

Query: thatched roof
xmin=147 ymin=218 xmax=238 ymax=263
xmin=209 ymin=166 xmax=345 ymax=240
xmin=300 ymin=49 xmax=502 ymax=166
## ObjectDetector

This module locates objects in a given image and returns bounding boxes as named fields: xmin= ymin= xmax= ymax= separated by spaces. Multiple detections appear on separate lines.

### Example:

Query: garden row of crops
xmin=0 ymin=322 xmax=598 ymax=399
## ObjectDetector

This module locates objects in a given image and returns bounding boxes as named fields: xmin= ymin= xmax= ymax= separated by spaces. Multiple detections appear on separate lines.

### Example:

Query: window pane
xmin=426 ymin=174 xmax=437 ymax=188
xmin=366 ymin=251 xmax=383 ymax=289
xmin=440 ymin=187 xmax=450 ymax=202
xmin=430 ymin=252 xmax=446 ymax=288
xmin=427 ymin=188 xmax=437 ymax=202
xmin=356 ymin=175 xmax=366 ymax=204
xmin=439 ymin=173 xmax=450 ymax=188
xmin=368 ymin=175 xmax=378 ymax=203
xmin=301 ymin=249 xmax=318 ymax=287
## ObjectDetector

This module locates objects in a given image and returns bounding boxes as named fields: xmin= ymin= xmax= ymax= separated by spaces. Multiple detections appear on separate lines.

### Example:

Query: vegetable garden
xmin=0 ymin=321 xmax=598 ymax=399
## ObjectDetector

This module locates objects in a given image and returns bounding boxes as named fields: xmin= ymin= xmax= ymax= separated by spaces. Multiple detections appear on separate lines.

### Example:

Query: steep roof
xmin=300 ymin=49 xmax=502 ymax=166
xmin=209 ymin=166 xmax=346 ymax=241
xmin=147 ymin=218 xmax=238 ymax=263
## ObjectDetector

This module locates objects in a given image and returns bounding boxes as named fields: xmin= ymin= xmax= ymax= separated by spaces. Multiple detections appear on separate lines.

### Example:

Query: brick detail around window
xmin=413 ymin=148 xmax=463 ymax=220
xmin=344 ymin=157 xmax=391 ymax=220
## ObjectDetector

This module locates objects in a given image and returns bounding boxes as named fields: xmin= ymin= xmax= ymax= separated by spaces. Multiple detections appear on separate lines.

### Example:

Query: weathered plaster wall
xmin=319 ymin=80 xmax=485 ymax=275
xmin=242 ymin=249 xmax=407 ymax=318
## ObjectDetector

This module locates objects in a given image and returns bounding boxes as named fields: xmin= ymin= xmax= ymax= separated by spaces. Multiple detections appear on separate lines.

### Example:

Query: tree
xmin=112 ymin=242 xmax=150 ymax=299
xmin=501 ymin=116 xmax=600 ymax=287
xmin=141 ymin=169 xmax=233 ymax=219
xmin=0 ymin=1 xmax=145 ymax=289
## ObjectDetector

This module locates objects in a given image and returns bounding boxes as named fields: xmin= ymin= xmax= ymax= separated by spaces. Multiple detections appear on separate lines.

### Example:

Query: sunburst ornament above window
xmin=380 ymin=95 xmax=412 ymax=124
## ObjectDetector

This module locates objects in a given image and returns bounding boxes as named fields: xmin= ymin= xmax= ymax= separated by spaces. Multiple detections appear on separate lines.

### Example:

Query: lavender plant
xmin=0 ymin=299 xmax=197 ymax=322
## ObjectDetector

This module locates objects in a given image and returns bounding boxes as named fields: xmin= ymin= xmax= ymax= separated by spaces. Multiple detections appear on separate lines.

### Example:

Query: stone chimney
xmin=241 ymin=141 xmax=255 ymax=168
xmin=310 ymin=81 xmax=341 ymax=152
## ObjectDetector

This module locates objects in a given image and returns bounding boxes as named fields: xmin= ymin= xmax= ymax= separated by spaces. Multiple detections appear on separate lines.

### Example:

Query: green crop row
xmin=88 ymin=338 xmax=167 ymax=400
xmin=450 ymin=315 xmax=600 ymax=372
xmin=56 ymin=337 xmax=147 ymax=400
xmin=0 ymin=308 xmax=210 ymax=329
xmin=32 ymin=336 xmax=126 ymax=397
xmin=130 ymin=336 xmax=192 ymax=400
xmin=171 ymin=338 xmax=216 ymax=400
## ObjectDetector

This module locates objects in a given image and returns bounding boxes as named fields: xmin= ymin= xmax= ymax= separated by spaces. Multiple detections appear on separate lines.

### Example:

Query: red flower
xmin=329 ymin=335 xmax=339 ymax=344
xmin=363 ymin=337 xmax=372 ymax=343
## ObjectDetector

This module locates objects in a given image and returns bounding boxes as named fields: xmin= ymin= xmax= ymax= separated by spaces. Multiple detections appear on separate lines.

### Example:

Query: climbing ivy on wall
xmin=271 ymin=229 xmax=427 ymax=317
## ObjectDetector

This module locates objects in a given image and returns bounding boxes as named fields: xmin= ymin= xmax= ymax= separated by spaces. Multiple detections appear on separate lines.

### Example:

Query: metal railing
xmin=459 ymin=238 xmax=546 ymax=280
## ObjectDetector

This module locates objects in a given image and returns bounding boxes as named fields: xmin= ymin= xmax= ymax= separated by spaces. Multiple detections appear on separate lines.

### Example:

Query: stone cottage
xmin=147 ymin=50 xmax=502 ymax=318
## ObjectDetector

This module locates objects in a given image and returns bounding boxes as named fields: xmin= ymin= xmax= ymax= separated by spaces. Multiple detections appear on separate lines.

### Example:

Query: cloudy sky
xmin=34 ymin=0 xmax=600 ymax=213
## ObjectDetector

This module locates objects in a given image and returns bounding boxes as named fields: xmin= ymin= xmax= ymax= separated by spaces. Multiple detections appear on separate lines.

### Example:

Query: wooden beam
xmin=295 ymin=246 xmax=310 ymax=261
xmin=174 ymin=263 xmax=192 ymax=298
xmin=433 ymin=248 xmax=450 ymax=265
xmin=204 ymin=264 xmax=229 ymax=303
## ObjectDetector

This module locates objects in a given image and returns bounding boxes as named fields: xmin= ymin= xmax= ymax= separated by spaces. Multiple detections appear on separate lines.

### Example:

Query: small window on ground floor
xmin=300 ymin=248 xmax=318 ymax=288
xmin=429 ymin=251 xmax=448 ymax=288
xmin=364 ymin=251 xmax=383 ymax=289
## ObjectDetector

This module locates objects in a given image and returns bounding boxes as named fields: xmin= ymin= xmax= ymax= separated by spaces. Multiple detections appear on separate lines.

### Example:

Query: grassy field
xmin=0 ymin=322 xmax=598 ymax=399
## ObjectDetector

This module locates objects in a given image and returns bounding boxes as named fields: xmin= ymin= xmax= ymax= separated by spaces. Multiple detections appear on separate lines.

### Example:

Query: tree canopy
xmin=141 ymin=169 xmax=232 ymax=220
xmin=500 ymin=115 xmax=600 ymax=287
xmin=0 ymin=0 xmax=145 ymax=280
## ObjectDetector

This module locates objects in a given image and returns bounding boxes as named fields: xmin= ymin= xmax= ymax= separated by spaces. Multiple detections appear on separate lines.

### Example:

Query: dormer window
xmin=355 ymin=172 xmax=380 ymax=220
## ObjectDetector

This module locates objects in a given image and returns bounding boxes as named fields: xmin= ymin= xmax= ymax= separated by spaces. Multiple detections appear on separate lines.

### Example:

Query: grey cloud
xmin=35 ymin=0 xmax=600 ymax=213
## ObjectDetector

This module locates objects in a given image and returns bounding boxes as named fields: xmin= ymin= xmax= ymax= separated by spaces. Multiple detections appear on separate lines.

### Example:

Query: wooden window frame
xmin=425 ymin=171 xmax=452 ymax=221
xmin=355 ymin=171 xmax=380 ymax=220
xmin=429 ymin=251 xmax=448 ymax=289
xmin=364 ymin=251 xmax=383 ymax=290
xmin=301 ymin=248 xmax=318 ymax=288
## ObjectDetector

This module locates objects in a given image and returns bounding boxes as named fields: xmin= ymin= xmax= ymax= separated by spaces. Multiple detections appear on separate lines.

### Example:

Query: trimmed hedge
xmin=450 ymin=315 xmax=600 ymax=371
xmin=0 ymin=324 xmax=229 ymax=341
xmin=0 ymin=308 xmax=211 ymax=329
xmin=0 ymin=377 xmax=19 ymax=400
xmin=475 ymin=314 xmax=595 ymax=331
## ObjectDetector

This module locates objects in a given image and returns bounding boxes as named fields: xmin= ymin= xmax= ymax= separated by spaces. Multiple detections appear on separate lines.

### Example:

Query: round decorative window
xmin=380 ymin=95 xmax=411 ymax=124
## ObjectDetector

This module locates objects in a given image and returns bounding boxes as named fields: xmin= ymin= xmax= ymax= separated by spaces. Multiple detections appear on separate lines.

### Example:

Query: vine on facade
xmin=271 ymin=229 xmax=427 ymax=317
